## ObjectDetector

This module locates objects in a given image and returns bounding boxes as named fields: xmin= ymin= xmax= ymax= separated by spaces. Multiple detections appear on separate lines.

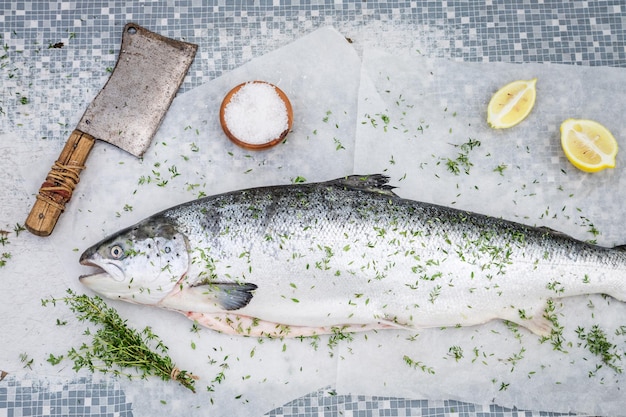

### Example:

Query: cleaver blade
xmin=25 ymin=23 xmax=197 ymax=237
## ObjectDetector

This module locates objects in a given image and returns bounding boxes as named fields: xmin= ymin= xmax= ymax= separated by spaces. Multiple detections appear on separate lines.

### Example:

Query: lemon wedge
xmin=487 ymin=78 xmax=537 ymax=129
xmin=560 ymin=119 xmax=618 ymax=172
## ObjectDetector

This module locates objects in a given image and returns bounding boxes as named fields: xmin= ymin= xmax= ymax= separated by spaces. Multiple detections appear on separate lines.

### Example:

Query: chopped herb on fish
xmin=78 ymin=175 xmax=626 ymax=341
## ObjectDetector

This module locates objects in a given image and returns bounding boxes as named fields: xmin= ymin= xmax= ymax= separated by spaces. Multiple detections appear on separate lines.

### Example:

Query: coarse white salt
xmin=224 ymin=82 xmax=289 ymax=145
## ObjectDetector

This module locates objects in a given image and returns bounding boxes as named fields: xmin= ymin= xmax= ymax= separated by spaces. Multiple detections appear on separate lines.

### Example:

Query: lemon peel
xmin=487 ymin=78 xmax=537 ymax=129
xmin=560 ymin=118 xmax=618 ymax=173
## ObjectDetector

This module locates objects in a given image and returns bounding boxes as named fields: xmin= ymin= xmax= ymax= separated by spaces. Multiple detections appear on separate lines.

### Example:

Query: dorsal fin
xmin=330 ymin=174 xmax=398 ymax=197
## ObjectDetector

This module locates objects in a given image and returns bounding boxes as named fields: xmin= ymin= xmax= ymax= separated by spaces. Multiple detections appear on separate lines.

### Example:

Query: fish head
xmin=79 ymin=218 xmax=190 ymax=305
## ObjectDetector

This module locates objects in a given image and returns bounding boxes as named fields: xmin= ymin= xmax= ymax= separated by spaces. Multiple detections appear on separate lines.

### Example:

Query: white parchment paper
xmin=347 ymin=48 xmax=626 ymax=415
xmin=1 ymin=27 xmax=625 ymax=416
xmin=1 ymin=27 xmax=360 ymax=417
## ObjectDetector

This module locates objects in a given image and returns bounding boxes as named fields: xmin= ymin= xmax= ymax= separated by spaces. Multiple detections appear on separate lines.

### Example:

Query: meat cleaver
xmin=25 ymin=23 xmax=197 ymax=236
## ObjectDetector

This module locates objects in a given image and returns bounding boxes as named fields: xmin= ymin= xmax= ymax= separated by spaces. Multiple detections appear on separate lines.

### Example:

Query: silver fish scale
xmin=169 ymin=179 xmax=623 ymax=273
xmin=154 ymin=176 xmax=626 ymax=331
xmin=81 ymin=175 xmax=626 ymax=335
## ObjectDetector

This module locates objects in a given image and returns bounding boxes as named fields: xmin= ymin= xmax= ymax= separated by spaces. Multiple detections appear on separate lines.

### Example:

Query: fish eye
xmin=110 ymin=245 xmax=125 ymax=259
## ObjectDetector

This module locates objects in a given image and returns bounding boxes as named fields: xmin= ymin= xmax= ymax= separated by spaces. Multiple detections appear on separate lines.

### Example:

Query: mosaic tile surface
xmin=2 ymin=0 xmax=626 ymax=143
xmin=1 ymin=0 xmax=624 ymax=416
xmin=0 ymin=377 xmax=130 ymax=417
xmin=266 ymin=388 xmax=577 ymax=417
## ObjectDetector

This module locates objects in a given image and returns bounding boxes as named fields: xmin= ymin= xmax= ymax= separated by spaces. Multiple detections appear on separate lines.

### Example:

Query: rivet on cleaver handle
xmin=25 ymin=23 xmax=198 ymax=236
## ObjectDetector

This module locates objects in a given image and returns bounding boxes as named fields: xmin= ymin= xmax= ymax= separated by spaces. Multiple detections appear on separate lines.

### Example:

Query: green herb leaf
xmin=42 ymin=290 xmax=198 ymax=391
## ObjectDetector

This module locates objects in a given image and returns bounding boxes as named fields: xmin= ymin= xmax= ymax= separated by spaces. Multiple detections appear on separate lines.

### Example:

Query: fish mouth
xmin=79 ymin=257 xmax=125 ymax=283
xmin=79 ymin=258 xmax=130 ymax=299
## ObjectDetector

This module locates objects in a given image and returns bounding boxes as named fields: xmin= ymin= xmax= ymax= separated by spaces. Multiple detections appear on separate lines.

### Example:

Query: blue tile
xmin=2 ymin=1 xmax=625 ymax=416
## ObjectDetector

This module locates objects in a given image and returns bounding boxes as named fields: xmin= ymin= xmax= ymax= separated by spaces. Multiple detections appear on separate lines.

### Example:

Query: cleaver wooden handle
xmin=25 ymin=130 xmax=96 ymax=236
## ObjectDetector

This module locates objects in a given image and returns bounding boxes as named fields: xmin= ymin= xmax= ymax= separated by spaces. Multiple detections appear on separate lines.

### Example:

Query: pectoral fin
xmin=189 ymin=282 xmax=258 ymax=311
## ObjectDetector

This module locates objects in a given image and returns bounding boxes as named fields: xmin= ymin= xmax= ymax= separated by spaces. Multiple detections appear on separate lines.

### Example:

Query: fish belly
xmin=219 ymin=247 xmax=624 ymax=337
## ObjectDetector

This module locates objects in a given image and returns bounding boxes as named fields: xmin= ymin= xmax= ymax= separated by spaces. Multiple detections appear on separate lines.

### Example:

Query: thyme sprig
xmin=42 ymin=289 xmax=197 ymax=392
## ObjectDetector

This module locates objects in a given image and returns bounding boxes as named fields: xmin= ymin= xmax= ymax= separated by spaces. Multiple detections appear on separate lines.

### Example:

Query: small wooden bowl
xmin=219 ymin=81 xmax=293 ymax=150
